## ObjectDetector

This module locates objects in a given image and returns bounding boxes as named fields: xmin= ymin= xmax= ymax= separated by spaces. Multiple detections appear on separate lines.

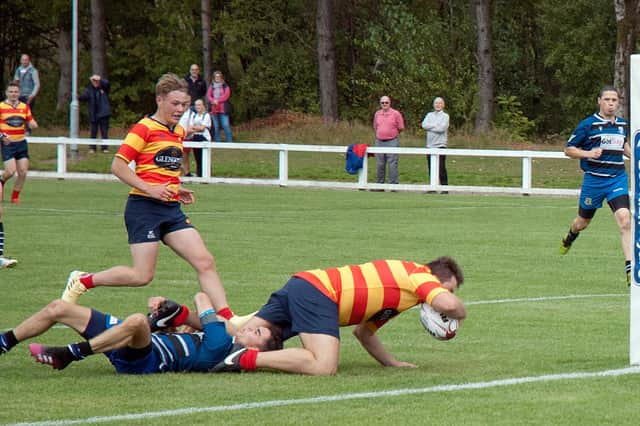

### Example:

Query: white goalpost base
xmin=630 ymin=54 xmax=640 ymax=365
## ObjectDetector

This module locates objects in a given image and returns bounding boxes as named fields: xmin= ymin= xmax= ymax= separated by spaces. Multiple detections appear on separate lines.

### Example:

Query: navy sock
xmin=68 ymin=341 xmax=94 ymax=360
xmin=0 ymin=330 xmax=18 ymax=353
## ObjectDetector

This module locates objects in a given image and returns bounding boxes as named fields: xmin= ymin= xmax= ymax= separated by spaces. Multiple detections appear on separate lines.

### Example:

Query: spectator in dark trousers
xmin=79 ymin=75 xmax=112 ymax=154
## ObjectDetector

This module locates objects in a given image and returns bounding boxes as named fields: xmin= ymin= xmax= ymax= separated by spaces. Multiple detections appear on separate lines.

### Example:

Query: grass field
xmin=0 ymin=178 xmax=635 ymax=425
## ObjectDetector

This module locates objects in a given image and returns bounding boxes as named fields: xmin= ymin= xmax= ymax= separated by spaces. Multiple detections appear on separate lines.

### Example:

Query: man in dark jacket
xmin=184 ymin=64 xmax=207 ymax=109
xmin=79 ymin=74 xmax=112 ymax=153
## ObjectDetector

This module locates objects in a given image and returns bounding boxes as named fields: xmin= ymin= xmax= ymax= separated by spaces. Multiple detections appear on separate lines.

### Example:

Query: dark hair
xmin=259 ymin=323 xmax=284 ymax=352
xmin=426 ymin=256 xmax=464 ymax=287
xmin=7 ymin=80 xmax=19 ymax=90
xmin=598 ymin=85 xmax=619 ymax=98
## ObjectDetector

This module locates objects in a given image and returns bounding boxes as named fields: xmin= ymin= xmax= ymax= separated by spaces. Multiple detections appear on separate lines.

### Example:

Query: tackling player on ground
xmin=0 ymin=292 xmax=282 ymax=373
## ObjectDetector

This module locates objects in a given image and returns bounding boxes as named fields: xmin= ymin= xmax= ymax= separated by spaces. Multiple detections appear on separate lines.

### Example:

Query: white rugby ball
xmin=419 ymin=303 xmax=459 ymax=341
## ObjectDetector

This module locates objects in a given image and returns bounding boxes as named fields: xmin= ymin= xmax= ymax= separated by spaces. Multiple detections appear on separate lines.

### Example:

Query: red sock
xmin=79 ymin=274 xmax=96 ymax=289
xmin=172 ymin=305 xmax=190 ymax=327
xmin=217 ymin=307 xmax=233 ymax=320
xmin=11 ymin=190 xmax=19 ymax=200
xmin=239 ymin=349 xmax=258 ymax=370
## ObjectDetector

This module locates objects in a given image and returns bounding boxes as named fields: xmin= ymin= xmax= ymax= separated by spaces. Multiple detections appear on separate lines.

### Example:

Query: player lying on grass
xmin=206 ymin=257 xmax=466 ymax=376
xmin=0 ymin=292 xmax=282 ymax=373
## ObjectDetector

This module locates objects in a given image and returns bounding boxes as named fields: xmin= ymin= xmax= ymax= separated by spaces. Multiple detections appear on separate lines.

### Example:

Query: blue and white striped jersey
xmin=566 ymin=113 xmax=628 ymax=178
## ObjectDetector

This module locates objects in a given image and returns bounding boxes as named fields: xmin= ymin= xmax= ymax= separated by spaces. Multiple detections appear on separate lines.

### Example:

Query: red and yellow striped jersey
xmin=116 ymin=117 xmax=185 ymax=200
xmin=294 ymin=259 xmax=449 ymax=331
xmin=0 ymin=101 xmax=32 ymax=142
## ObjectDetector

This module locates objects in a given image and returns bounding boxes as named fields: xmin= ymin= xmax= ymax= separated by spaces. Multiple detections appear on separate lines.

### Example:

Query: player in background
xmin=0 ymin=292 xmax=282 ymax=373
xmin=559 ymin=85 xmax=631 ymax=286
xmin=211 ymin=257 xmax=466 ymax=375
xmin=61 ymin=73 xmax=251 ymax=327
xmin=0 ymin=81 xmax=38 ymax=205
xmin=0 ymin=178 xmax=17 ymax=268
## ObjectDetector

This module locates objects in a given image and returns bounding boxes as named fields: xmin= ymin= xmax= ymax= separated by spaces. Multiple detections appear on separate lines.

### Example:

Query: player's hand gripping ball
xmin=419 ymin=303 xmax=459 ymax=340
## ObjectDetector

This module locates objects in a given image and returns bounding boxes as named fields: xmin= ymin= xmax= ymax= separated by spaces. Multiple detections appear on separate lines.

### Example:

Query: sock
xmin=0 ymin=330 xmax=18 ymax=352
xmin=0 ymin=222 xmax=4 ymax=256
xmin=79 ymin=274 xmax=96 ymax=289
xmin=626 ymin=261 xmax=631 ymax=275
xmin=173 ymin=305 xmax=190 ymax=327
xmin=239 ymin=348 xmax=258 ymax=370
xmin=68 ymin=341 xmax=94 ymax=360
xmin=11 ymin=190 xmax=19 ymax=200
xmin=217 ymin=307 xmax=233 ymax=320
xmin=564 ymin=229 xmax=579 ymax=245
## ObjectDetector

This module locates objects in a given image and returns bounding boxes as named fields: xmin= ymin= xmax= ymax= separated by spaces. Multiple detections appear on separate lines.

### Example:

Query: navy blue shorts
xmin=579 ymin=173 xmax=629 ymax=216
xmin=124 ymin=195 xmax=193 ymax=244
xmin=1 ymin=140 xmax=29 ymax=161
xmin=256 ymin=277 xmax=340 ymax=340
xmin=82 ymin=309 xmax=159 ymax=374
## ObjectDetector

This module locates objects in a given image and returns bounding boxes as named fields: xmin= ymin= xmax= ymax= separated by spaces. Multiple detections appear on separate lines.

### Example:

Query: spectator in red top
xmin=373 ymin=96 xmax=404 ymax=185
xmin=206 ymin=71 xmax=233 ymax=142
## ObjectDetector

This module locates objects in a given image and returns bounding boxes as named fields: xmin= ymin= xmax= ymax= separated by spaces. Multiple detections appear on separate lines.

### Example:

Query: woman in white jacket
xmin=179 ymin=98 xmax=211 ymax=177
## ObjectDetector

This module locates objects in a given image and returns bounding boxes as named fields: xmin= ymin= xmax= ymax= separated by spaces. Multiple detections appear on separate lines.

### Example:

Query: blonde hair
xmin=155 ymin=73 xmax=188 ymax=97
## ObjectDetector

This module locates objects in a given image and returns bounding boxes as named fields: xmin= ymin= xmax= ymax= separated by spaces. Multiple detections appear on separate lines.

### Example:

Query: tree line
xmin=0 ymin=0 xmax=638 ymax=140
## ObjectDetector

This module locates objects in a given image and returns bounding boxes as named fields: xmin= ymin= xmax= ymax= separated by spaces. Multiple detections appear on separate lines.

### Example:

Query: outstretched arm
xmin=352 ymin=323 xmax=417 ymax=368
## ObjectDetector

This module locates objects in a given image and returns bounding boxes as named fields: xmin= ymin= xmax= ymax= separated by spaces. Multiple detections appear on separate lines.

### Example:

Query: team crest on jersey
xmin=154 ymin=146 xmax=182 ymax=171
xmin=4 ymin=115 xmax=26 ymax=128
xmin=367 ymin=308 xmax=399 ymax=322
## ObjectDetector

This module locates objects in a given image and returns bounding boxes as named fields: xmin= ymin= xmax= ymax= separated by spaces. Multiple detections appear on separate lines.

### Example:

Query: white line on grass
xmin=9 ymin=366 xmax=640 ymax=426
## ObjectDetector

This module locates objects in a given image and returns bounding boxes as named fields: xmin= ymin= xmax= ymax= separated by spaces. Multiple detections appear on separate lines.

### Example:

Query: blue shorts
xmin=1 ymin=140 xmax=29 ymax=162
xmin=579 ymin=173 xmax=629 ymax=212
xmin=124 ymin=195 xmax=194 ymax=244
xmin=82 ymin=309 xmax=160 ymax=374
xmin=256 ymin=277 xmax=339 ymax=340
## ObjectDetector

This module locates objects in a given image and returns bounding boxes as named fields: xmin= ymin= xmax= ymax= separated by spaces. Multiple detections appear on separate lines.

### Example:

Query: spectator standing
xmin=185 ymin=64 xmax=207 ymax=109
xmin=373 ymin=96 xmax=404 ymax=185
xmin=207 ymin=71 xmax=233 ymax=142
xmin=13 ymin=54 xmax=40 ymax=114
xmin=421 ymin=97 xmax=450 ymax=189
xmin=179 ymin=98 xmax=211 ymax=177
xmin=0 ymin=81 xmax=38 ymax=205
xmin=79 ymin=74 xmax=112 ymax=154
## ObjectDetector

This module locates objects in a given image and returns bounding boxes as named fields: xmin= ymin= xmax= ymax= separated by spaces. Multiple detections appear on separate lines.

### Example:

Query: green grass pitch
xmin=0 ymin=179 xmax=635 ymax=425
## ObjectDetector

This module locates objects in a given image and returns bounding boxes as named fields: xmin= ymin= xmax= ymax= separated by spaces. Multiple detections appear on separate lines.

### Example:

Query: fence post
xmin=279 ymin=148 xmax=288 ymax=186
xmin=522 ymin=156 xmax=532 ymax=194
xmin=57 ymin=140 xmax=67 ymax=174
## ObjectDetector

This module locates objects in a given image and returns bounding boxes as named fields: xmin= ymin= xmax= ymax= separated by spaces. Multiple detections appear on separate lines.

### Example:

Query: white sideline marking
xmin=9 ymin=366 xmax=640 ymax=426
xmin=465 ymin=293 xmax=627 ymax=306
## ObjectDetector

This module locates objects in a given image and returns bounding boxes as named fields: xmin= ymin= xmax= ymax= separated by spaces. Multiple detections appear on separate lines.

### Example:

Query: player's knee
xmin=131 ymin=271 xmax=154 ymax=286
xmin=193 ymin=252 xmax=216 ymax=272
xmin=123 ymin=313 xmax=149 ymax=332
xmin=45 ymin=299 xmax=69 ymax=319
xmin=311 ymin=362 xmax=338 ymax=376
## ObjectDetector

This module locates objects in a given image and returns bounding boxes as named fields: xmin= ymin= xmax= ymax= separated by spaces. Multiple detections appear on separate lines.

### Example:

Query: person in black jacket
xmin=79 ymin=74 xmax=112 ymax=154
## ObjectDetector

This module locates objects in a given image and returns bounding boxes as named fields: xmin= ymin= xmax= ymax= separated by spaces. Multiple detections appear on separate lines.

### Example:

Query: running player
xmin=559 ymin=85 xmax=631 ymax=285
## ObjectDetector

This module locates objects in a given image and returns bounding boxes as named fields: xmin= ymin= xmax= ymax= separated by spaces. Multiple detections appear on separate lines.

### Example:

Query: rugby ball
xmin=419 ymin=303 xmax=459 ymax=341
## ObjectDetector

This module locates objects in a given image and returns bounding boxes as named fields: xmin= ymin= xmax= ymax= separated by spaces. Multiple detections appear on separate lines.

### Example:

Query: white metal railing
xmin=22 ymin=136 xmax=578 ymax=196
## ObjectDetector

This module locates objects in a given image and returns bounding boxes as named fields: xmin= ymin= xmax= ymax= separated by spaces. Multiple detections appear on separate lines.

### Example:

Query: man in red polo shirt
xmin=373 ymin=96 xmax=404 ymax=185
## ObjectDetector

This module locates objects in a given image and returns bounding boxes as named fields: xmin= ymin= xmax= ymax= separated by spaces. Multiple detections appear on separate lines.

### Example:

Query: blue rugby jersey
xmin=566 ymin=113 xmax=628 ymax=178
xmin=150 ymin=321 xmax=234 ymax=372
